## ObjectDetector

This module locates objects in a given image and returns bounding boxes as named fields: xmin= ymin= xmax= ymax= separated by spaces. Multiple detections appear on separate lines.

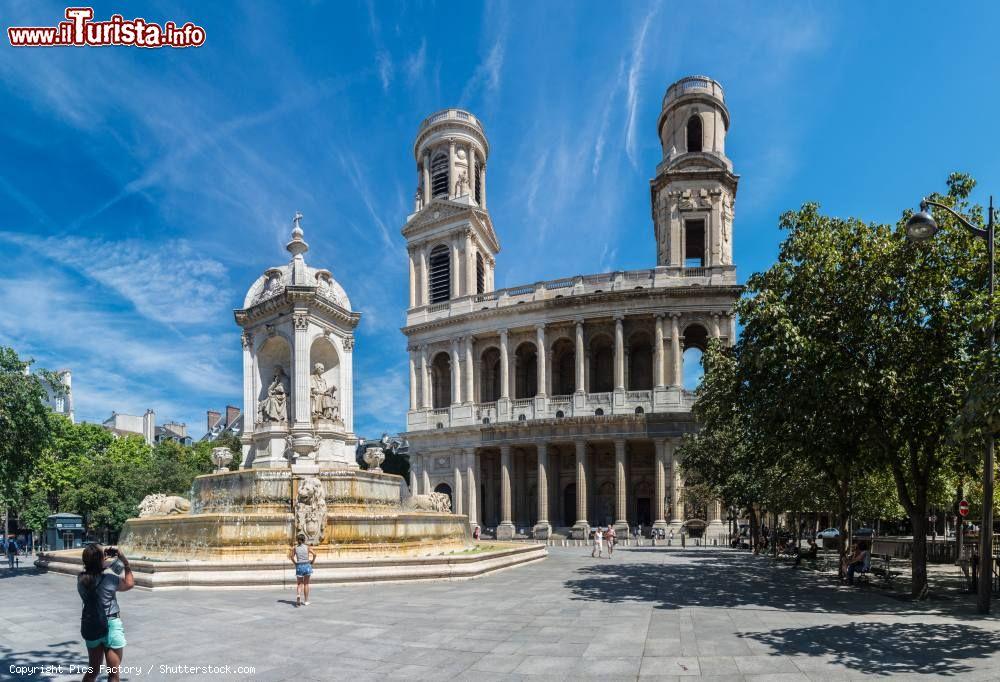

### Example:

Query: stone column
xmin=707 ymin=498 xmax=725 ymax=539
xmin=614 ymin=316 xmax=625 ymax=391
xmin=422 ymin=455 xmax=432 ymax=496
xmin=728 ymin=313 xmax=737 ymax=345
xmin=420 ymin=346 xmax=431 ymax=409
xmin=573 ymin=440 xmax=589 ymax=538
xmin=711 ymin=314 xmax=721 ymax=339
xmin=498 ymin=445 xmax=515 ymax=540
xmin=465 ymin=449 xmax=479 ymax=530
xmin=575 ymin=319 xmax=585 ymax=393
xmin=447 ymin=138 xmax=456 ymax=199
xmin=485 ymin=455 xmax=496 ymax=526
xmin=291 ymin=312 xmax=311 ymax=429
xmin=614 ymin=439 xmax=629 ymax=534
xmin=670 ymin=314 xmax=682 ymax=388
xmin=653 ymin=439 xmax=668 ymax=532
xmin=465 ymin=231 xmax=476 ymax=295
xmin=410 ymin=466 xmax=419 ymax=495
xmin=668 ymin=443 xmax=685 ymax=531
xmin=468 ymin=145 xmax=477 ymax=202
xmin=654 ymin=314 xmax=666 ymax=388
xmin=422 ymin=151 xmax=431 ymax=205
xmin=453 ymin=457 xmax=463 ymax=516
xmin=499 ymin=329 xmax=510 ymax=399
xmin=450 ymin=339 xmax=462 ymax=406
xmin=418 ymin=246 xmax=428 ymax=307
xmin=451 ymin=238 xmax=461 ymax=299
xmin=534 ymin=443 xmax=551 ymax=538
xmin=464 ymin=336 xmax=475 ymax=404
xmin=408 ymin=349 xmax=418 ymax=410
xmin=240 ymin=332 xmax=254 ymax=467
xmin=536 ymin=325 xmax=547 ymax=397
xmin=480 ymin=164 xmax=487 ymax=209
xmin=408 ymin=250 xmax=416 ymax=308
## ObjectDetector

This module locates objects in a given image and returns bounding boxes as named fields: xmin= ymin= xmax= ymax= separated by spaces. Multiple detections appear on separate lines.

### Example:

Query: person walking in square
xmin=591 ymin=527 xmax=603 ymax=558
xmin=605 ymin=526 xmax=616 ymax=557
xmin=6 ymin=537 xmax=17 ymax=569
xmin=289 ymin=532 xmax=316 ymax=606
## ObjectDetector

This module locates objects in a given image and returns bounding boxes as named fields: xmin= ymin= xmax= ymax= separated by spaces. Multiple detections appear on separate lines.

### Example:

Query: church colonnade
xmin=409 ymin=437 xmax=725 ymax=540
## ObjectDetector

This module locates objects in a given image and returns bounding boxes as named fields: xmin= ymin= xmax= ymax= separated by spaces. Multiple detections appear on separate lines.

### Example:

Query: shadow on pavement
xmin=564 ymin=547 xmax=950 ymax=616
xmin=3 ymin=640 xmax=85 ymax=681
xmin=742 ymin=621 xmax=1000 ymax=676
xmin=0 ymin=567 xmax=46 ymax=580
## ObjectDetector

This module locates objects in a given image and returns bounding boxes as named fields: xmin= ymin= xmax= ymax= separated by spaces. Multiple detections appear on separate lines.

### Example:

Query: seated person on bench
xmin=846 ymin=542 xmax=870 ymax=585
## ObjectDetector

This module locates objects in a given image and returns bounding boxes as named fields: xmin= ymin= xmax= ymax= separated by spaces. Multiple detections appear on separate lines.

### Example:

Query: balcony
xmin=406 ymin=387 xmax=697 ymax=432
xmin=406 ymin=265 xmax=737 ymax=327
xmin=418 ymin=108 xmax=486 ymax=135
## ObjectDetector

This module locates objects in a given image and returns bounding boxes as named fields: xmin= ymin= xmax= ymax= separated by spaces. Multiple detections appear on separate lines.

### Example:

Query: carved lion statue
xmin=295 ymin=477 xmax=327 ymax=544
xmin=138 ymin=494 xmax=191 ymax=517
xmin=405 ymin=492 xmax=452 ymax=513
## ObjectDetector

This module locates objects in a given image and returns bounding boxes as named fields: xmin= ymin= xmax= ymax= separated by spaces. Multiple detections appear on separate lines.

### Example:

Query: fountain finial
xmin=286 ymin=211 xmax=309 ymax=258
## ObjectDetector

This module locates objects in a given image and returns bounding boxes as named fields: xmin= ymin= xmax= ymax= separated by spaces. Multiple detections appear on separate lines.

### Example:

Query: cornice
xmin=234 ymin=286 xmax=361 ymax=329
xmin=402 ymin=199 xmax=500 ymax=254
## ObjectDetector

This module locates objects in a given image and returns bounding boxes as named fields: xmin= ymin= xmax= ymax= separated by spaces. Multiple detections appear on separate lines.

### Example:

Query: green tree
xmin=0 ymin=347 xmax=59 ymax=501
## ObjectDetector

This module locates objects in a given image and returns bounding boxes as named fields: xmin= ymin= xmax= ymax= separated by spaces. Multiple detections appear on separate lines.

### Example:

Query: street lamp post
xmin=905 ymin=197 xmax=996 ymax=614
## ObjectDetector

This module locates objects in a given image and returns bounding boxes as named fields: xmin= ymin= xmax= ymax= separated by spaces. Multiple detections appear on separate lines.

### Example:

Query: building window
xmin=514 ymin=342 xmax=538 ymax=399
xmin=687 ymin=114 xmax=703 ymax=153
xmin=479 ymin=347 xmax=501 ymax=402
xmin=476 ymin=252 xmax=485 ymax=295
xmin=431 ymin=352 xmax=452 ymax=408
xmin=589 ymin=335 xmax=614 ymax=393
xmin=431 ymin=153 xmax=449 ymax=198
xmin=428 ymin=245 xmax=451 ymax=303
xmin=474 ymin=166 xmax=482 ymax=204
xmin=684 ymin=219 xmax=706 ymax=268
xmin=628 ymin=332 xmax=653 ymax=391
xmin=551 ymin=338 xmax=575 ymax=395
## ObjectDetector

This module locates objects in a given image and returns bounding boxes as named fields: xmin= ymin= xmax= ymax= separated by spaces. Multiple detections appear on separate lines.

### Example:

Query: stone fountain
xmin=37 ymin=215 xmax=544 ymax=587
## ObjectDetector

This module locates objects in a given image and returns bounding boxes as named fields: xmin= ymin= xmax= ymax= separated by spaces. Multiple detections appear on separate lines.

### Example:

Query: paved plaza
xmin=3 ymin=546 xmax=1000 ymax=681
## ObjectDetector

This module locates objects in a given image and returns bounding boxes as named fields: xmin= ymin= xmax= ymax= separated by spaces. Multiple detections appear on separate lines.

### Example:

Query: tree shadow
xmin=741 ymin=622 xmax=1000 ymax=676
xmin=0 ymin=567 xmax=46 ymax=580
xmin=565 ymin=548 xmax=952 ymax=616
xmin=2 ymin=640 xmax=88 ymax=681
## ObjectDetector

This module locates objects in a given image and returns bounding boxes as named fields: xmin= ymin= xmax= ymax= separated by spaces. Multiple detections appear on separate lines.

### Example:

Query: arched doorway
xmin=434 ymin=482 xmax=453 ymax=511
xmin=431 ymin=352 xmax=452 ymax=408
xmin=596 ymin=482 xmax=614 ymax=526
xmin=514 ymin=342 xmax=538 ymax=398
xmin=479 ymin=347 xmax=501 ymax=402
xmin=551 ymin=338 xmax=575 ymax=395
xmin=628 ymin=331 xmax=653 ymax=391
xmin=563 ymin=484 xmax=576 ymax=527
xmin=589 ymin=335 xmax=614 ymax=393
xmin=634 ymin=481 xmax=652 ymax=528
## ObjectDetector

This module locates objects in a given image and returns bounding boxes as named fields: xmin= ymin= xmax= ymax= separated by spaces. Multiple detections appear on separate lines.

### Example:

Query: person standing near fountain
xmin=78 ymin=544 xmax=134 ymax=682
xmin=289 ymin=532 xmax=316 ymax=606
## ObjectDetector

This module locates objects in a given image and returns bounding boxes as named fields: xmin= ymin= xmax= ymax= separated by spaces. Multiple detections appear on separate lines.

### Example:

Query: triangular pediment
xmin=402 ymin=198 xmax=500 ymax=254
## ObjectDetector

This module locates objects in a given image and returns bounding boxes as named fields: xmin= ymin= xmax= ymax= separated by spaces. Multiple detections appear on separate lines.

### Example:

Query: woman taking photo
xmin=288 ymin=532 xmax=316 ymax=607
xmin=78 ymin=544 xmax=134 ymax=682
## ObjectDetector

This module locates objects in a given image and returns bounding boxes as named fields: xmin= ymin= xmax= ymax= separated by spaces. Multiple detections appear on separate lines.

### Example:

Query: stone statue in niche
xmin=454 ymin=170 xmax=469 ymax=197
xmin=310 ymin=362 xmax=341 ymax=422
xmin=258 ymin=365 xmax=289 ymax=424
xmin=295 ymin=476 xmax=327 ymax=544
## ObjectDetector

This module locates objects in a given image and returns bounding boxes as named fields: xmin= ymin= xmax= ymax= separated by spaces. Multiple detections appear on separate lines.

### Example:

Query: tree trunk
xmin=749 ymin=507 xmax=759 ymax=553
xmin=910 ymin=483 xmax=929 ymax=599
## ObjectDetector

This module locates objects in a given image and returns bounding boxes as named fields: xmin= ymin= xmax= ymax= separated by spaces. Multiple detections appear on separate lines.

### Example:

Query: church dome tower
xmin=651 ymin=76 xmax=738 ymax=270
xmin=402 ymin=109 xmax=500 ymax=312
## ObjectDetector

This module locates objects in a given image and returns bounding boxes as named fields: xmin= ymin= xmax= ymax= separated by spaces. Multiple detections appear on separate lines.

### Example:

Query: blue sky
xmin=2 ymin=1 xmax=999 ymax=439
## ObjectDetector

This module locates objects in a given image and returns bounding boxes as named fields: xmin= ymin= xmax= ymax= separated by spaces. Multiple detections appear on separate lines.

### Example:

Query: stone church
xmin=401 ymin=76 xmax=739 ymax=540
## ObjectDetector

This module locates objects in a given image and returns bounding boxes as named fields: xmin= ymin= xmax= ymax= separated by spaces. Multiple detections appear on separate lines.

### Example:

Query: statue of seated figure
xmin=310 ymin=362 xmax=341 ymax=422
xmin=258 ymin=365 xmax=289 ymax=424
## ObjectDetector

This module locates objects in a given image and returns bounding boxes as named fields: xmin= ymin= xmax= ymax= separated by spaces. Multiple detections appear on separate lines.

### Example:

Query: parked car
xmin=853 ymin=527 xmax=875 ymax=538
xmin=816 ymin=528 xmax=841 ymax=539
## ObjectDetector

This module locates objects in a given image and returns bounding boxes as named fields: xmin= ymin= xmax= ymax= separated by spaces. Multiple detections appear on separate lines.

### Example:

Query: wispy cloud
xmin=0 ymin=232 xmax=228 ymax=326
xmin=624 ymin=0 xmax=661 ymax=167
xmin=366 ymin=0 xmax=393 ymax=91
xmin=593 ymin=59 xmax=626 ymax=177
xmin=404 ymin=39 xmax=427 ymax=86
xmin=355 ymin=364 xmax=408 ymax=435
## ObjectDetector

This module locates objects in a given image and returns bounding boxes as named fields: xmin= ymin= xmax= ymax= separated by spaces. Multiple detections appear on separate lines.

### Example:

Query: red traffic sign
xmin=959 ymin=500 xmax=970 ymax=517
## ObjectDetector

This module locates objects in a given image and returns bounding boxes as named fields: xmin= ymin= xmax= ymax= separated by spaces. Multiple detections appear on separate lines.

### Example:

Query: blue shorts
xmin=85 ymin=617 xmax=126 ymax=650
xmin=295 ymin=563 xmax=313 ymax=578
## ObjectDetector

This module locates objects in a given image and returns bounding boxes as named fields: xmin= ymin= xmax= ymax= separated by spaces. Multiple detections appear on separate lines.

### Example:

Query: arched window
xmin=428 ymin=245 xmax=451 ymax=303
xmin=476 ymin=252 xmax=485 ymax=295
xmin=551 ymin=338 xmax=575 ymax=395
xmin=431 ymin=152 xmax=449 ymax=198
xmin=589 ymin=335 xmax=614 ymax=393
xmin=431 ymin=352 xmax=452 ymax=408
xmin=479 ymin=347 xmax=501 ymax=402
xmin=474 ymin=166 xmax=482 ymax=204
xmin=627 ymin=332 xmax=653 ymax=391
xmin=687 ymin=114 xmax=703 ymax=153
xmin=682 ymin=324 xmax=709 ymax=391
xmin=514 ymin=342 xmax=538 ymax=399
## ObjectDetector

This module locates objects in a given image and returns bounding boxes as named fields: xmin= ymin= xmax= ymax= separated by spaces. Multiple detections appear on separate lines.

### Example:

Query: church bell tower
xmin=402 ymin=109 xmax=500 ymax=312
xmin=651 ymin=76 xmax=738 ymax=270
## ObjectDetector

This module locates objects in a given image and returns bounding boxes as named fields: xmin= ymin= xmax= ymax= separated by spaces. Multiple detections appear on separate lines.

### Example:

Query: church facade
xmin=401 ymin=76 xmax=740 ymax=540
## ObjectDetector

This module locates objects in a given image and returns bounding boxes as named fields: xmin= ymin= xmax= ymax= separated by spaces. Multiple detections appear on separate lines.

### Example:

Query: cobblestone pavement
xmin=3 ymin=546 xmax=1000 ymax=681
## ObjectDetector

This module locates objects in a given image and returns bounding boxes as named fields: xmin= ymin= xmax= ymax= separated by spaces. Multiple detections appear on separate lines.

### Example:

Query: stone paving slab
xmin=3 ymin=546 xmax=1000 ymax=680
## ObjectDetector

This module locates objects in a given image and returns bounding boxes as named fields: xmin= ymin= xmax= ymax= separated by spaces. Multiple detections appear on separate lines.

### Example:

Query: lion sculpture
xmin=295 ymin=476 xmax=327 ymax=544
xmin=138 ymin=494 xmax=191 ymax=517
xmin=405 ymin=492 xmax=452 ymax=513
